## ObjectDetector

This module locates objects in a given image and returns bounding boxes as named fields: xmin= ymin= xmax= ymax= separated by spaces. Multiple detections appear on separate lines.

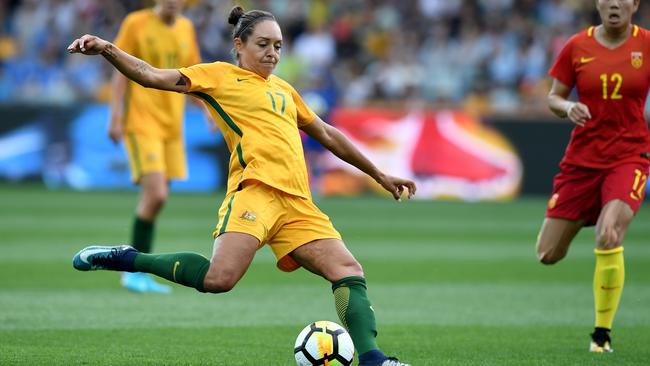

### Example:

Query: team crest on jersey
xmin=240 ymin=210 xmax=257 ymax=222
xmin=547 ymin=193 xmax=559 ymax=209
xmin=631 ymin=52 xmax=643 ymax=69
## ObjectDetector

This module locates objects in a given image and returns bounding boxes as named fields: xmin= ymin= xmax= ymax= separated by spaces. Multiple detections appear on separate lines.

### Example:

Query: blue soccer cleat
xmin=73 ymin=245 xmax=138 ymax=272
xmin=121 ymin=272 xmax=172 ymax=294
xmin=142 ymin=274 xmax=172 ymax=294
xmin=120 ymin=272 xmax=148 ymax=292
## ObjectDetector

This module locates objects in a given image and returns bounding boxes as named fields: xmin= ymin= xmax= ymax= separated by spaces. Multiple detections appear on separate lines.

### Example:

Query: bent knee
xmin=202 ymin=273 xmax=239 ymax=294
xmin=596 ymin=228 xmax=622 ymax=250
xmin=537 ymin=249 xmax=565 ymax=265
xmin=140 ymin=193 xmax=167 ymax=216
xmin=348 ymin=260 xmax=364 ymax=278
xmin=148 ymin=192 xmax=168 ymax=208
xmin=324 ymin=260 xmax=364 ymax=282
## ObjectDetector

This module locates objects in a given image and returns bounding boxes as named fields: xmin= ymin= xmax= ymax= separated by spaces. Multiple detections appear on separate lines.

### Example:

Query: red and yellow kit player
xmin=537 ymin=0 xmax=649 ymax=354
xmin=548 ymin=24 xmax=650 ymax=222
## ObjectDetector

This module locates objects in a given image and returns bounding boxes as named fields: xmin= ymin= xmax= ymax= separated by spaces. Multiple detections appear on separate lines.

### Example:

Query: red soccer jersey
xmin=549 ymin=25 xmax=650 ymax=168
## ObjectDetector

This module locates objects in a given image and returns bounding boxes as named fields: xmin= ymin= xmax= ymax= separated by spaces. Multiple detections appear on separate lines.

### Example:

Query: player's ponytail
xmin=227 ymin=6 xmax=275 ymax=43
xmin=228 ymin=6 xmax=245 ymax=27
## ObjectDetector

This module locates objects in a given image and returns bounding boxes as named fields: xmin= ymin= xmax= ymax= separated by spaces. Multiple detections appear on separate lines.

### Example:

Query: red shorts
xmin=546 ymin=162 xmax=649 ymax=226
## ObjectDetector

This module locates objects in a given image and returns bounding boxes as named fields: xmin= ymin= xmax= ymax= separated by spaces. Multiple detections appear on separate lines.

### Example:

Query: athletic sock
xmin=591 ymin=327 xmax=611 ymax=345
xmin=131 ymin=216 xmax=154 ymax=253
xmin=332 ymin=276 xmax=382 ymax=357
xmin=594 ymin=247 xmax=625 ymax=330
xmin=134 ymin=252 xmax=210 ymax=292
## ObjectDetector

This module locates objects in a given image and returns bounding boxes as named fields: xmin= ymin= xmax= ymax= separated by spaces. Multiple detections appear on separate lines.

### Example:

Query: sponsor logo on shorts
xmin=239 ymin=211 xmax=257 ymax=222
xmin=147 ymin=153 xmax=158 ymax=162
xmin=548 ymin=193 xmax=559 ymax=209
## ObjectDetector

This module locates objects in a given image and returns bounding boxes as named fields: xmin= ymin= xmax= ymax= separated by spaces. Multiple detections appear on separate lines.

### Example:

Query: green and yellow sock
xmin=134 ymin=252 xmax=210 ymax=292
xmin=332 ymin=276 xmax=380 ymax=356
xmin=594 ymin=247 xmax=625 ymax=330
xmin=131 ymin=216 xmax=154 ymax=253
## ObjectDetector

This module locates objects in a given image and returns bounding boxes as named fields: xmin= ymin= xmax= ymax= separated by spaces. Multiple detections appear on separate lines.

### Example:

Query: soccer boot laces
xmin=73 ymin=245 xmax=137 ymax=271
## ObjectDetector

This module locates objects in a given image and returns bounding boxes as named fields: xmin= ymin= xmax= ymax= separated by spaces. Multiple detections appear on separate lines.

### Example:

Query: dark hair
xmin=228 ymin=6 xmax=276 ymax=43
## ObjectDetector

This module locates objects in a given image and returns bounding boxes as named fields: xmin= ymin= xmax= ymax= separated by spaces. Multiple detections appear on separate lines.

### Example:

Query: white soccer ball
xmin=294 ymin=321 xmax=355 ymax=366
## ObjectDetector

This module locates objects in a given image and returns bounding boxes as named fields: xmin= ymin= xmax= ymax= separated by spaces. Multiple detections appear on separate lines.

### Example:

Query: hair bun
xmin=228 ymin=6 xmax=245 ymax=26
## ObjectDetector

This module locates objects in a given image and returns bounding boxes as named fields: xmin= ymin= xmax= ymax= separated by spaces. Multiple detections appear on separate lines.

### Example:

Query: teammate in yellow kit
xmin=70 ymin=6 xmax=414 ymax=366
xmin=109 ymin=0 xmax=202 ymax=293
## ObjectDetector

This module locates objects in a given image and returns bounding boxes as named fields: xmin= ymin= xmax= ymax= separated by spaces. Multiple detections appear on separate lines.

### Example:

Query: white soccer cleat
xmin=589 ymin=340 xmax=613 ymax=353
xmin=379 ymin=357 xmax=411 ymax=366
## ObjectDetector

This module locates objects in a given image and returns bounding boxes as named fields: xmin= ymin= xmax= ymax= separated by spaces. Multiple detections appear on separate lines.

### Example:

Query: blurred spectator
xmin=0 ymin=0 xmax=648 ymax=115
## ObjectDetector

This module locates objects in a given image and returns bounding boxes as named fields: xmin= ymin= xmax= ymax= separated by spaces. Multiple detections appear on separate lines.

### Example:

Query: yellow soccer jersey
xmin=114 ymin=9 xmax=200 ymax=137
xmin=178 ymin=62 xmax=316 ymax=198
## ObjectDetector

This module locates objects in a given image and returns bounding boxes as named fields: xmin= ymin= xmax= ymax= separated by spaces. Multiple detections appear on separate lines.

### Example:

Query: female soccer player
xmin=536 ymin=0 xmax=649 ymax=353
xmin=109 ymin=0 xmax=202 ymax=293
xmin=69 ymin=6 xmax=414 ymax=366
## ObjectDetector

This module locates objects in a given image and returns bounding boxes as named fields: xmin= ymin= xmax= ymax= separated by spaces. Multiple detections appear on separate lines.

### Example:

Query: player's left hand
xmin=376 ymin=174 xmax=417 ymax=201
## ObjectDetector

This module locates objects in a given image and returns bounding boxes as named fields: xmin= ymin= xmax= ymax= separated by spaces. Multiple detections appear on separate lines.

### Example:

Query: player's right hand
xmin=108 ymin=119 xmax=124 ymax=144
xmin=376 ymin=173 xmax=417 ymax=201
xmin=67 ymin=34 xmax=109 ymax=55
xmin=566 ymin=102 xmax=591 ymax=127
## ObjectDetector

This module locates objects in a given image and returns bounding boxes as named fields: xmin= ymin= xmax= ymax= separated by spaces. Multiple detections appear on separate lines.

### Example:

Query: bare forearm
xmin=324 ymin=128 xmax=417 ymax=201
xmin=68 ymin=34 xmax=187 ymax=92
xmin=324 ymin=129 xmax=383 ymax=181
xmin=101 ymin=43 xmax=158 ymax=88
xmin=548 ymin=94 xmax=574 ymax=118
xmin=303 ymin=117 xmax=416 ymax=200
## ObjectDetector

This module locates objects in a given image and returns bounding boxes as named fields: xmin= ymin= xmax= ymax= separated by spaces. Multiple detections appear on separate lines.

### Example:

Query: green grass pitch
xmin=0 ymin=185 xmax=649 ymax=365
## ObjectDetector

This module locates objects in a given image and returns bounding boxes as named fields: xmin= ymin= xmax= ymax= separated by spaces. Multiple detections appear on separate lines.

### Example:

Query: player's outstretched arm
xmin=301 ymin=116 xmax=416 ymax=200
xmin=67 ymin=34 xmax=189 ymax=93
xmin=548 ymin=78 xmax=591 ymax=127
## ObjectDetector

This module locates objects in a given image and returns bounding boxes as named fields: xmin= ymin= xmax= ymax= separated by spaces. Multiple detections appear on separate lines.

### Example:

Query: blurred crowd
xmin=1 ymin=0 xmax=650 ymax=115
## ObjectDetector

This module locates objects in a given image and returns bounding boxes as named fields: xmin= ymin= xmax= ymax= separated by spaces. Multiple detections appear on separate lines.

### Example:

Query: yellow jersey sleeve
xmin=290 ymin=86 xmax=317 ymax=127
xmin=113 ymin=13 xmax=139 ymax=55
xmin=178 ymin=62 xmax=224 ymax=93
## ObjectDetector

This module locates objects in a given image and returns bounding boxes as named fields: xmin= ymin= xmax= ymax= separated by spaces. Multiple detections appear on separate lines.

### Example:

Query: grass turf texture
xmin=0 ymin=185 xmax=649 ymax=365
